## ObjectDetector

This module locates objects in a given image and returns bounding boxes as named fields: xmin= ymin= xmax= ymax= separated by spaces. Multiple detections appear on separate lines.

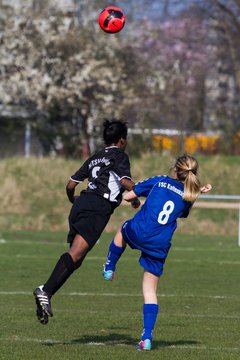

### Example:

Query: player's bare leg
xmin=142 ymin=271 xmax=159 ymax=304
xmin=68 ymin=234 xmax=89 ymax=268
xmin=114 ymin=229 xmax=127 ymax=247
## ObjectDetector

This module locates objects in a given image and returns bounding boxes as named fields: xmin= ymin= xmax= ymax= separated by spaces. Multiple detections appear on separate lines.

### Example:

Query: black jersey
xmin=70 ymin=146 xmax=131 ymax=207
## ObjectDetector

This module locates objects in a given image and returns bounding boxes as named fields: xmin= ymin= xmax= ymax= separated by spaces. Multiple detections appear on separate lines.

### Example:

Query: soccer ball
xmin=98 ymin=6 xmax=125 ymax=33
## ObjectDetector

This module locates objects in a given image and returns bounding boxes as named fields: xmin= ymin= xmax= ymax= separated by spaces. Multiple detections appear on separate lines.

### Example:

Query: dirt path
xmin=123 ymin=200 xmax=240 ymax=210
xmin=194 ymin=201 xmax=240 ymax=209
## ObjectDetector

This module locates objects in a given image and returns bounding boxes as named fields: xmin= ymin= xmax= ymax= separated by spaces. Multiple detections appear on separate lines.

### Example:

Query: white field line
xmin=0 ymin=290 xmax=239 ymax=301
xmin=170 ymin=259 xmax=240 ymax=265
xmin=28 ymin=306 xmax=240 ymax=320
xmin=0 ymin=336 xmax=240 ymax=352
xmin=0 ymin=239 xmax=66 ymax=246
xmin=0 ymin=253 xmax=239 ymax=265
xmin=172 ymin=246 xmax=238 ymax=252
xmin=1 ymin=239 xmax=239 ymax=253
xmin=0 ymin=336 xmax=106 ymax=346
xmin=49 ymin=308 xmax=240 ymax=320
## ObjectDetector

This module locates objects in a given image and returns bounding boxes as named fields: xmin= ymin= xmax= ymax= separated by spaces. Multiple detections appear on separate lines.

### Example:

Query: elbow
xmin=66 ymin=180 xmax=77 ymax=203
xmin=66 ymin=179 xmax=77 ymax=191
xmin=120 ymin=178 xmax=135 ymax=191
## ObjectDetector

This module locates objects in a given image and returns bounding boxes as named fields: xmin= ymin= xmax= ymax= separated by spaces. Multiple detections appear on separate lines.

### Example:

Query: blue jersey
xmin=122 ymin=176 xmax=192 ymax=259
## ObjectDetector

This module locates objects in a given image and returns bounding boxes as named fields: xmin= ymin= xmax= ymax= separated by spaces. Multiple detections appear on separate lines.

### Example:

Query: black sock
xmin=43 ymin=253 xmax=75 ymax=296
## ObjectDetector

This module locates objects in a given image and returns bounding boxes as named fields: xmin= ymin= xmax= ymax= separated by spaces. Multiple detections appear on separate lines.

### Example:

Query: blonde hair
xmin=174 ymin=155 xmax=201 ymax=202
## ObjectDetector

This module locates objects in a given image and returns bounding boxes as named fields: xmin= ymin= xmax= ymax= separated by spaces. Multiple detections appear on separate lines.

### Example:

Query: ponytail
xmin=183 ymin=170 xmax=201 ymax=202
xmin=174 ymin=155 xmax=201 ymax=202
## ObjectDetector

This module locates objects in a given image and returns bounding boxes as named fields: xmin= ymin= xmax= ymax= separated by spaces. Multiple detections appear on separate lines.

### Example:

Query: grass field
xmin=0 ymin=229 xmax=240 ymax=360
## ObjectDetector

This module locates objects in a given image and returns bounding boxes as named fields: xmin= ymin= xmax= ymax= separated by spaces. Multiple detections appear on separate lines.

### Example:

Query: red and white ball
xmin=98 ymin=6 xmax=125 ymax=33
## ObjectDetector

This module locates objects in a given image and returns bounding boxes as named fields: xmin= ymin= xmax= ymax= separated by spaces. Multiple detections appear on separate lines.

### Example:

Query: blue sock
xmin=104 ymin=240 xmax=125 ymax=271
xmin=142 ymin=304 xmax=159 ymax=341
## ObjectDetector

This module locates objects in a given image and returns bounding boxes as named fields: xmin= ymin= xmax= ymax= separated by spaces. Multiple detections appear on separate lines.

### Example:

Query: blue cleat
xmin=102 ymin=266 xmax=114 ymax=281
xmin=136 ymin=339 xmax=152 ymax=351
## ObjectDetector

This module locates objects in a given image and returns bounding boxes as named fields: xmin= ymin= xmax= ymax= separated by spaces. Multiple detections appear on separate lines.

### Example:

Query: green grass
xmin=0 ymin=154 xmax=239 ymax=234
xmin=0 ymin=230 xmax=240 ymax=360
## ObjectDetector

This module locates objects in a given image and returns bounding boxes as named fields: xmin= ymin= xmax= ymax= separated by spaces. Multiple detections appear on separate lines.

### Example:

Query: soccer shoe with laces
xmin=102 ymin=265 xmax=114 ymax=281
xmin=33 ymin=285 xmax=53 ymax=318
xmin=136 ymin=339 xmax=152 ymax=351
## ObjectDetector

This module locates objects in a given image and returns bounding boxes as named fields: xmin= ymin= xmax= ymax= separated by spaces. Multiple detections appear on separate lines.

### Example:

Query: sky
xmin=1 ymin=0 xmax=192 ymax=19
xmin=109 ymin=0 xmax=192 ymax=18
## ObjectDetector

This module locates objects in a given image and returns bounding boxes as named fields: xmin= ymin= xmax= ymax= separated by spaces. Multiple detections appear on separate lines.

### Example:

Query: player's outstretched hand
xmin=200 ymin=184 xmax=212 ymax=193
xmin=130 ymin=198 xmax=141 ymax=209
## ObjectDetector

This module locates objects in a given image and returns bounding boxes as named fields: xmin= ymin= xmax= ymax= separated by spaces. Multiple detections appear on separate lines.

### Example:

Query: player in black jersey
xmin=33 ymin=119 xmax=140 ymax=325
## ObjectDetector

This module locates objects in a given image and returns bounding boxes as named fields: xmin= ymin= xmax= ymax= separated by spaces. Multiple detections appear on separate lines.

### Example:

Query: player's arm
xmin=122 ymin=188 xmax=141 ymax=209
xmin=180 ymin=203 xmax=193 ymax=218
xmin=120 ymin=177 xmax=135 ymax=191
xmin=181 ymin=184 xmax=212 ymax=218
xmin=66 ymin=160 xmax=90 ymax=203
xmin=116 ymin=152 xmax=141 ymax=208
xmin=120 ymin=178 xmax=141 ymax=209
xmin=200 ymin=184 xmax=212 ymax=193
xmin=66 ymin=179 xmax=79 ymax=204
xmin=123 ymin=189 xmax=138 ymax=201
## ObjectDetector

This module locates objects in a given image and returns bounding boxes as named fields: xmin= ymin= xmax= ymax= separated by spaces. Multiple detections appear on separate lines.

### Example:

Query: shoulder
xmin=167 ymin=177 xmax=184 ymax=188
xmin=137 ymin=175 xmax=166 ymax=185
xmin=112 ymin=148 xmax=130 ymax=162
xmin=134 ymin=175 xmax=165 ymax=192
xmin=89 ymin=148 xmax=109 ymax=162
xmin=92 ymin=148 xmax=105 ymax=157
xmin=113 ymin=147 xmax=128 ymax=156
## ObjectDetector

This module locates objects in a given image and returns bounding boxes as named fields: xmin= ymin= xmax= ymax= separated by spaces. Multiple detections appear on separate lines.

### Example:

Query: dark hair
xmin=103 ymin=119 xmax=128 ymax=146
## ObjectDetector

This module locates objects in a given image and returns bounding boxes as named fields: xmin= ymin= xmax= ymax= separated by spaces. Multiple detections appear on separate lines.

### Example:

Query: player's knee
xmin=74 ymin=258 xmax=84 ymax=269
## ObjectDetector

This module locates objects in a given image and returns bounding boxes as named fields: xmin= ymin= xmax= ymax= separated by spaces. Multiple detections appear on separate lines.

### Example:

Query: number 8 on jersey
xmin=158 ymin=201 xmax=175 ymax=225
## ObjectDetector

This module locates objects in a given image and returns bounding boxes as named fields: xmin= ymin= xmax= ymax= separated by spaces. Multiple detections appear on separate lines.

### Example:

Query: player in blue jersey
xmin=102 ymin=155 xmax=212 ymax=351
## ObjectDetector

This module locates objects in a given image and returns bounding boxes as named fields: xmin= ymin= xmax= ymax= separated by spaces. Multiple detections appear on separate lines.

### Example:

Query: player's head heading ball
xmin=103 ymin=119 xmax=128 ymax=146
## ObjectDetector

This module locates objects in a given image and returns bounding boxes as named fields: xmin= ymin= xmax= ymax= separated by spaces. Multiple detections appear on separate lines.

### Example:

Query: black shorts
xmin=67 ymin=191 xmax=114 ymax=248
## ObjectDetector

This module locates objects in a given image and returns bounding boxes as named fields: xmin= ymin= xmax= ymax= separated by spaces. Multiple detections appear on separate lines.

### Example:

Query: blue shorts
xmin=139 ymin=252 xmax=166 ymax=277
xmin=121 ymin=221 xmax=167 ymax=277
